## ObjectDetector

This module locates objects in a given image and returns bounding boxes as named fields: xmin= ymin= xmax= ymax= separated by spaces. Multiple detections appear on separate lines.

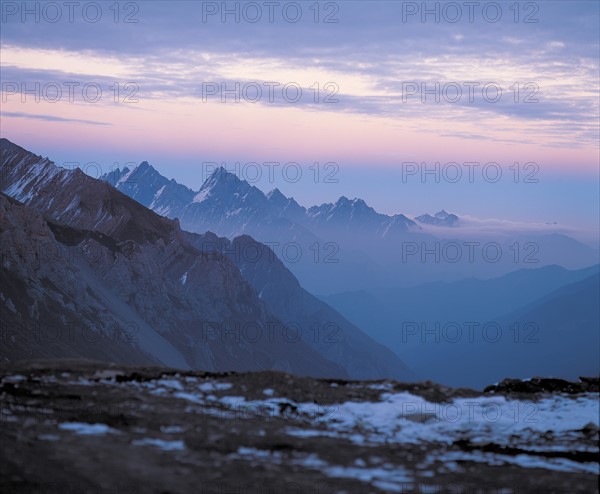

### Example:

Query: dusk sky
xmin=1 ymin=1 xmax=598 ymax=239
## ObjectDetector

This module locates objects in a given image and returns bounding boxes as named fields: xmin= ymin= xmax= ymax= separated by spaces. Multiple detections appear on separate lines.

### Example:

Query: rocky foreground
xmin=0 ymin=361 xmax=598 ymax=493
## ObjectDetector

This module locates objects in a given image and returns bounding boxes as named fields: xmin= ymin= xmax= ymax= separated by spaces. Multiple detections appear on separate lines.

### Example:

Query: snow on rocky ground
xmin=114 ymin=374 xmax=599 ymax=476
xmin=0 ymin=363 xmax=598 ymax=493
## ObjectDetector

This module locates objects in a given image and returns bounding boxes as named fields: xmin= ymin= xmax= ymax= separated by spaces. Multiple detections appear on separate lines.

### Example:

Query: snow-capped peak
xmin=266 ymin=188 xmax=286 ymax=201
xmin=192 ymin=167 xmax=244 ymax=203
xmin=202 ymin=167 xmax=241 ymax=188
xmin=266 ymin=188 xmax=289 ymax=208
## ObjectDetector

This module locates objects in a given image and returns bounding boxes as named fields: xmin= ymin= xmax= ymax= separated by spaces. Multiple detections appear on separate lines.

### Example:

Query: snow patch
xmin=198 ymin=382 xmax=233 ymax=392
xmin=59 ymin=422 xmax=116 ymax=436
xmin=132 ymin=438 xmax=185 ymax=451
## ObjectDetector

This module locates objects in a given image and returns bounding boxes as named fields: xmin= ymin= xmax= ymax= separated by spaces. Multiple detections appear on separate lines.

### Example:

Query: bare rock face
xmin=0 ymin=139 xmax=346 ymax=378
xmin=0 ymin=193 xmax=162 ymax=367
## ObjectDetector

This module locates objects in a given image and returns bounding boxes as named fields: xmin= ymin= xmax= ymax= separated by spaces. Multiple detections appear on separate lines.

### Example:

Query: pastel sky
xmin=1 ymin=1 xmax=599 ymax=239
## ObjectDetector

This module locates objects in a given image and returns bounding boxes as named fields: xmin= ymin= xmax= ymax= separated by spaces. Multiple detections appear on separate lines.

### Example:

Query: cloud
xmin=414 ymin=213 xmax=588 ymax=241
xmin=1 ymin=111 xmax=111 ymax=126
xmin=1 ymin=1 xmax=598 ymax=154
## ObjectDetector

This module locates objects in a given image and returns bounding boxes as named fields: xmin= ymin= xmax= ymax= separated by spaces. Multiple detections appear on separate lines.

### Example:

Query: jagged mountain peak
xmin=193 ymin=167 xmax=245 ymax=204
xmin=99 ymin=161 xmax=195 ymax=219
xmin=415 ymin=210 xmax=459 ymax=227
xmin=203 ymin=166 xmax=242 ymax=187
xmin=136 ymin=160 xmax=153 ymax=172
xmin=102 ymin=161 xmax=159 ymax=188
xmin=125 ymin=160 xmax=159 ymax=178
xmin=266 ymin=188 xmax=286 ymax=201
xmin=332 ymin=196 xmax=369 ymax=209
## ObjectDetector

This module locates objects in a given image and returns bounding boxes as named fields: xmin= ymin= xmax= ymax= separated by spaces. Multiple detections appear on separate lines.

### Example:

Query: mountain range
xmin=323 ymin=263 xmax=600 ymax=388
xmin=2 ymin=138 xmax=597 ymax=389
xmin=101 ymin=162 xmax=599 ymax=294
xmin=104 ymin=164 xmax=424 ymax=240
xmin=406 ymin=271 xmax=600 ymax=388
xmin=0 ymin=138 xmax=413 ymax=381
